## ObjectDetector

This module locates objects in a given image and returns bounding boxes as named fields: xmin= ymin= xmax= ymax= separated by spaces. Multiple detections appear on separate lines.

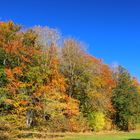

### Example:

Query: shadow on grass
xmin=129 ymin=139 xmax=140 ymax=140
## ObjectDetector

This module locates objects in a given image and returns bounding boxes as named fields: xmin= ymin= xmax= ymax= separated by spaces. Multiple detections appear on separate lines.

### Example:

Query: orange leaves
xmin=46 ymin=46 xmax=67 ymax=93
xmin=100 ymin=64 xmax=116 ymax=92
xmin=5 ymin=67 xmax=23 ymax=78
xmin=3 ymin=41 xmax=22 ymax=55
xmin=5 ymin=67 xmax=24 ymax=95
xmin=19 ymin=100 xmax=29 ymax=106
xmin=65 ymin=95 xmax=70 ymax=103
xmin=132 ymin=77 xmax=140 ymax=86
xmin=5 ymin=68 xmax=13 ymax=79
xmin=83 ymin=54 xmax=116 ymax=117
xmin=33 ymin=92 xmax=42 ymax=97
xmin=50 ymin=77 xmax=66 ymax=93
xmin=64 ymin=96 xmax=79 ymax=118
xmin=85 ymin=54 xmax=102 ymax=65
xmin=50 ymin=58 xmax=59 ymax=68
xmin=5 ymin=98 xmax=29 ymax=109
xmin=1 ymin=21 xmax=125 ymax=131
xmin=0 ymin=21 xmax=17 ymax=30
xmin=13 ymin=67 xmax=23 ymax=75
xmin=0 ymin=22 xmax=41 ymax=66
xmin=5 ymin=67 xmax=23 ymax=84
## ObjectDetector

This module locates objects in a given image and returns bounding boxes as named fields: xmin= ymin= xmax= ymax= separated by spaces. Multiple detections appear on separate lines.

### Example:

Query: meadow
xmin=64 ymin=132 xmax=140 ymax=140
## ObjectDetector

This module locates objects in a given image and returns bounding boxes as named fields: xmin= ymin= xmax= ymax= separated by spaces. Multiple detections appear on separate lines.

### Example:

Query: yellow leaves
xmin=0 ymin=21 xmax=14 ymax=29
xmin=0 ymin=21 xmax=8 ymax=28
xmin=18 ymin=106 xmax=25 ymax=113
xmin=4 ymin=98 xmax=28 ymax=113
xmin=18 ymin=83 xmax=30 ymax=88
xmin=33 ymin=92 xmax=42 ymax=97
xmin=13 ymin=102 xmax=19 ymax=108
xmin=5 ymin=99 xmax=14 ymax=105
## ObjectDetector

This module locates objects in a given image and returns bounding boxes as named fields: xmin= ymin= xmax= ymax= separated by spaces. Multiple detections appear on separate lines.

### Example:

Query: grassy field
xmin=64 ymin=131 xmax=140 ymax=140
xmin=18 ymin=130 xmax=140 ymax=140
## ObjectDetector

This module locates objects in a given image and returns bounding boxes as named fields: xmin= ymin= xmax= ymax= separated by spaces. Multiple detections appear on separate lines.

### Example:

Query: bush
xmin=44 ymin=113 xmax=89 ymax=132
xmin=88 ymin=112 xmax=105 ymax=131
xmin=66 ymin=114 xmax=89 ymax=132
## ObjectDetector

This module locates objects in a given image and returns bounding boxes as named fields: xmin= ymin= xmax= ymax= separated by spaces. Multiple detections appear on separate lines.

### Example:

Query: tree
xmin=0 ymin=21 xmax=42 ymax=129
xmin=1 ymin=20 xmax=140 ymax=134
xmin=60 ymin=39 xmax=87 ymax=97
xmin=113 ymin=66 xmax=140 ymax=131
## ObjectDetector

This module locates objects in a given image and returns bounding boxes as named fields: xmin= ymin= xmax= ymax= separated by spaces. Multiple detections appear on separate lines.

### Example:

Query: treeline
xmin=0 ymin=21 xmax=140 ymax=135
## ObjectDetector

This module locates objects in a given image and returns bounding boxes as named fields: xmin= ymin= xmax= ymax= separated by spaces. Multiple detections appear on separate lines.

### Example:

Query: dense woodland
xmin=0 ymin=21 xmax=140 ymax=139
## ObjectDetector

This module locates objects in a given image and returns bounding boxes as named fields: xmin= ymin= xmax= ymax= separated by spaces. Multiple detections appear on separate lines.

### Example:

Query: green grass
xmin=64 ymin=131 xmax=140 ymax=140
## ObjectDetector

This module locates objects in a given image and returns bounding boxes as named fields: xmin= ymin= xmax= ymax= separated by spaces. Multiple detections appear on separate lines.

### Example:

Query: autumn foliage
xmin=0 ymin=21 xmax=140 ymax=136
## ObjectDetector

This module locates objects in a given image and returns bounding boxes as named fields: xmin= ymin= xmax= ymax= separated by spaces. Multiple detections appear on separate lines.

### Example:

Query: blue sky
xmin=1 ymin=0 xmax=140 ymax=79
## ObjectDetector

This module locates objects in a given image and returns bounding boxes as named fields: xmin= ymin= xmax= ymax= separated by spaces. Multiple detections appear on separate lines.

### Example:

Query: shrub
xmin=88 ymin=112 xmax=105 ymax=131
xmin=44 ymin=113 xmax=89 ymax=132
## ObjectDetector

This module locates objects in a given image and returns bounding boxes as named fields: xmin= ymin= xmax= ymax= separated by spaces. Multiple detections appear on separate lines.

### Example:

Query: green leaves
xmin=0 ymin=66 xmax=7 ymax=87
xmin=113 ymin=66 xmax=140 ymax=131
